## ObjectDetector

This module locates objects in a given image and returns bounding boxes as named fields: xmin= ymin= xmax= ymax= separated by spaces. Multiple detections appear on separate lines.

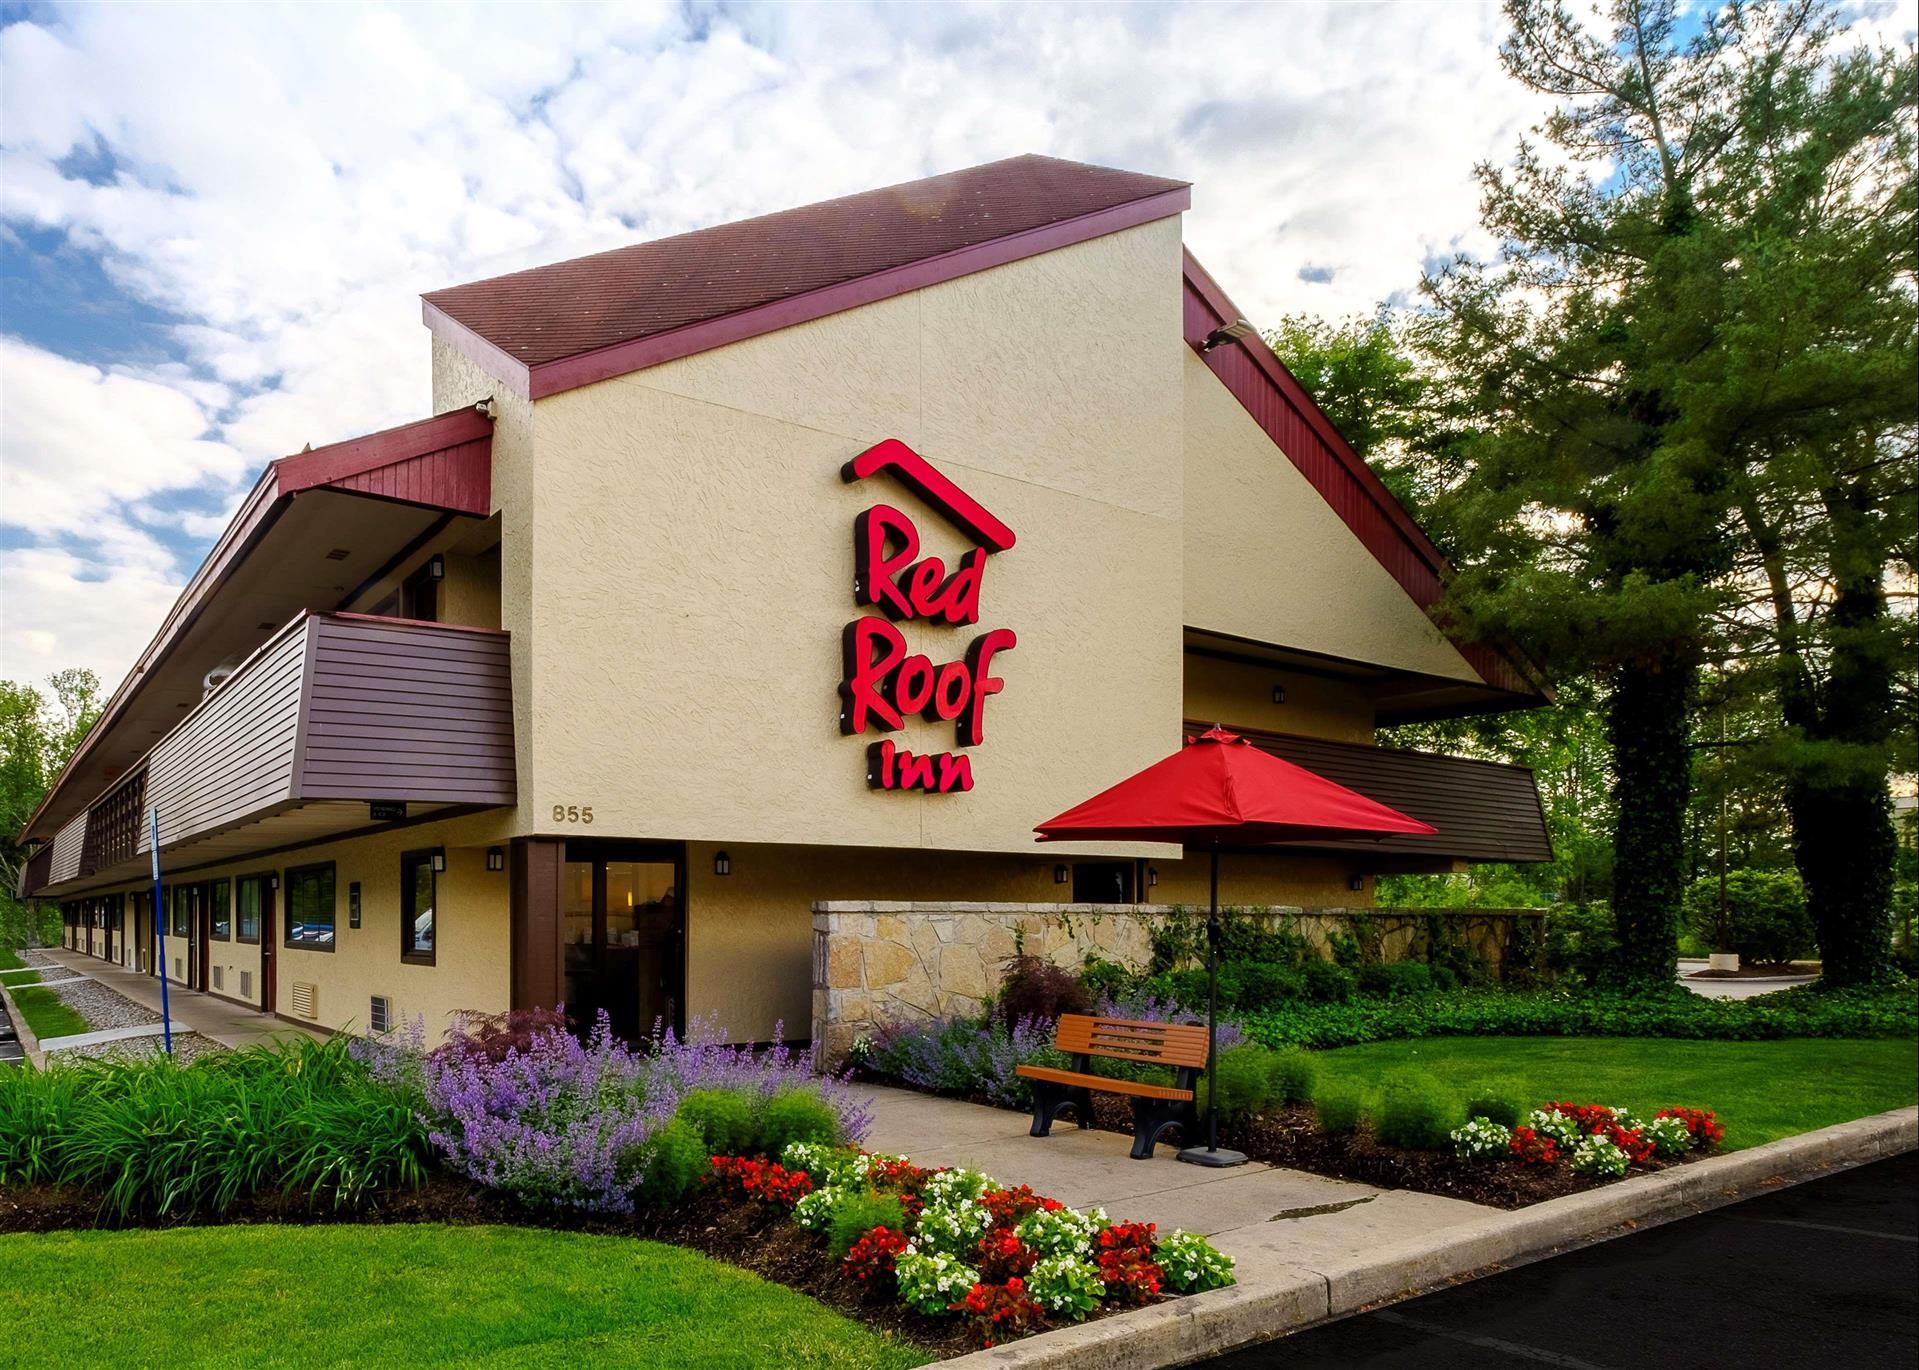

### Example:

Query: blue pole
xmin=149 ymin=807 xmax=172 ymax=1056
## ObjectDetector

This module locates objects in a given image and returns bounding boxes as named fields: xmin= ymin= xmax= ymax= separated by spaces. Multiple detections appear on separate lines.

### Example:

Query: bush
xmin=1683 ymin=870 xmax=1815 ymax=967
xmin=1358 ymin=962 xmax=1433 ymax=998
xmin=1462 ymin=1079 xmax=1526 ymax=1129
xmin=1546 ymin=904 xmax=1617 ymax=983
xmin=1314 ymin=1083 xmax=1365 ymax=1136
xmin=1196 ymin=1044 xmax=1279 ymax=1121
xmin=1226 ymin=961 xmax=1305 ymax=1010
xmin=634 ymin=1118 xmax=709 ymax=1207
xmin=678 ymin=1087 xmax=761 ymax=1156
xmin=1265 ymin=1047 xmax=1318 ymax=1105
xmin=998 ymin=955 xmax=1092 ymax=1028
xmin=826 ymin=1190 xmax=908 ymax=1259
xmin=1372 ymin=1071 xmax=1456 ymax=1150
xmin=1301 ymin=959 xmax=1356 ymax=1003
xmin=437 ymin=1008 xmax=571 ymax=1064
xmin=1079 ymin=956 xmax=1134 ymax=1003
xmin=758 ymin=1085 xmax=843 ymax=1157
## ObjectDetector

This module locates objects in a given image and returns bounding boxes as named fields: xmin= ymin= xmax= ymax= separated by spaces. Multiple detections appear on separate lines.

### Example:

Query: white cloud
xmin=0 ymin=0 xmax=1570 ymax=687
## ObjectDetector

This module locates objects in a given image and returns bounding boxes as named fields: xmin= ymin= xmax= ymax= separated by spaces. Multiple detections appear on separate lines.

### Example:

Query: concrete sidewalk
xmin=863 ymin=1086 xmax=1490 ymax=1288
xmin=37 ymin=948 xmax=324 ymax=1052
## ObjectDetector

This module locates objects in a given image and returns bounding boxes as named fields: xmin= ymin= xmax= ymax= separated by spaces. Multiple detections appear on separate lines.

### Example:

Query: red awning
xmin=1034 ymin=726 xmax=1437 ymax=846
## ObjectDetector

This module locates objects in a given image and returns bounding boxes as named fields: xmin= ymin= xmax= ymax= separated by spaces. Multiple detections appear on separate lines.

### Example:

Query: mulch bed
xmin=1076 ymin=1094 xmax=1698 ymax=1209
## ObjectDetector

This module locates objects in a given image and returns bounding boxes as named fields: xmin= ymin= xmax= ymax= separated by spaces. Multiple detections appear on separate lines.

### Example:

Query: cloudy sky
xmin=0 ymin=1 xmax=1906 ymax=694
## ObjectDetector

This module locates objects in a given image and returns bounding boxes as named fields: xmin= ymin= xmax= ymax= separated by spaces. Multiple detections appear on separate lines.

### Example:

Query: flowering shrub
xmin=1525 ymin=1108 xmax=1583 ymax=1148
xmin=707 ymin=1156 xmax=814 ymax=1207
xmin=1015 ymin=1203 xmax=1108 ymax=1259
xmin=1655 ymin=1106 xmax=1724 ymax=1147
xmin=1644 ymin=1115 xmax=1694 ymax=1158
xmin=782 ymin=1141 xmax=859 ymax=1187
xmin=1508 ymin=1126 xmax=1561 ymax=1166
xmin=895 ymin=1247 xmax=980 ymax=1315
xmin=979 ymin=1183 xmax=1062 ymax=1228
xmin=1157 ymin=1230 xmax=1238 ymax=1293
xmin=1026 ymin=1253 xmax=1105 ymax=1318
xmin=917 ymin=1196 xmax=992 ymax=1257
xmin=1451 ymin=1117 xmax=1514 ymax=1162
xmin=1095 ymin=1221 xmax=1163 ymax=1304
xmin=843 ymin=1225 xmax=911 ymax=1285
xmin=792 ymin=1184 xmax=842 ymax=1231
xmin=1569 ymin=1133 xmax=1630 ymax=1178
xmin=921 ymin=1166 xmax=992 ymax=1208
xmin=976 ymin=1227 xmax=1039 ymax=1281
xmin=953 ymin=1278 xmax=1047 ymax=1347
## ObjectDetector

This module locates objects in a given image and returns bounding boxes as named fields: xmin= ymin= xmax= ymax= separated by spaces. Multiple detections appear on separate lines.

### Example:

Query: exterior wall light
xmin=1053 ymin=864 xmax=1070 ymax=885
xmin=486 ymin=847 xmax=505 ymax=872
xmin=427 ymin=554 xmax=446 ymax=581
xmin=1349 ymin=875 xmax=1365 ymax=891
xmin=714 ymin=850 xmax=732 ymax=876
xmin=1147 ymin=866 xmax=1159 ymax=888
xmin=1200 ymin=318 xmax=1256 ymax=352
xmin=430 ymin=851 xmax=447 ymax=873
xmin=1272 ymin=685 xmax=1286 ymax=704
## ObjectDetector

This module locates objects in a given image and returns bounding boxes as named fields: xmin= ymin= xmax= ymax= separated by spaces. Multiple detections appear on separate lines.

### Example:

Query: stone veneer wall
xmin=810 ymin=901 xmax=1544 ymax=1063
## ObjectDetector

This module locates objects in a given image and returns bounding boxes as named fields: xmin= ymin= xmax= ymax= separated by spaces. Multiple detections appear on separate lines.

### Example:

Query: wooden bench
xmin=1015 ymin=1014 xmax=1209 ymax=1160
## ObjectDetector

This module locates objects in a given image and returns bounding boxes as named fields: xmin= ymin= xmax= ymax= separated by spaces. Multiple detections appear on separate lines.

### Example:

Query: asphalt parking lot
xmin=1200 ymin=1150 xmax=1918 ymax=1369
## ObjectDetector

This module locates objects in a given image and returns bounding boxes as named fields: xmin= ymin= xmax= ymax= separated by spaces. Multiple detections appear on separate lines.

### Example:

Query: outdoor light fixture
xmin=1349 ymin=875 xmax=1365 ymax=891
xmin=427 ymin=554 xmax=446 ymax=581
xmin=1199 ymin=318 xmax=1256 ymax=352
xmin=268 ymin=875 xmax=280 ymax=890
xmin=714 ymin=851 xmax=732 ymax=876
xmin=1053 ymin=864 xmax=1070 ymax=885
xmin=431 ymin=851 xmax=447 ymax=874
xmin=1148 ymin=867 xmax=1159 ymax=888
xmin=486 ymin=847 xmax=505 ymax=872
xmin=1272 ymin=685 xmax=1286 ymax=704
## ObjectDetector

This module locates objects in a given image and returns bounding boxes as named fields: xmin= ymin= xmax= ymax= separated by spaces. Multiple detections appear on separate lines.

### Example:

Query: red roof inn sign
xmin=839 ymin=440 xmax=1017 ymax=794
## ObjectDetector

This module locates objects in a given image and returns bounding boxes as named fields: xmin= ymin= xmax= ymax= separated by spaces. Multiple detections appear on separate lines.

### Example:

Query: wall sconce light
xmin=268 ymin=874 xmax=280 ymax=890
xmin=714 ymin=850 xmax=732 ymax=877
xmin=1200 ymin=318 xmax=1256 ymax=352
xmin=486 ymin=847 xmax=505 ymax=872
xmin=1349 ymin=875 xmax=1365 ymax=892
xmin=430 ymin=851 xmax=447 ymax=874
xmin=1272 ymin=685 xmax=1287 ymax=704
xmin=1053 ymin=864 xmax=1070 ymax=885
xmin=426 ymin=554 xmax=446 ymax=581
xmin=1148 ymin=867 xmax=1159 ymax=888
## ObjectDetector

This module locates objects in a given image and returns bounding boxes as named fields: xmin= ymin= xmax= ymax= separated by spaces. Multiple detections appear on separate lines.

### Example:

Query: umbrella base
xmin=1176 ymin=1144 xmax=1250 ymax=1168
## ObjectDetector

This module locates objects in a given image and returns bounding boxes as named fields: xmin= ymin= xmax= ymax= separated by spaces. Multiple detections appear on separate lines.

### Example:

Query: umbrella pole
xmin=1178 ymin=843 xmax=1247 ymax=1167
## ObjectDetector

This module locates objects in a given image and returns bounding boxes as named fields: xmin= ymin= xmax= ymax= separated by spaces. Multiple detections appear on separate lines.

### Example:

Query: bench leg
xmin=1128 ymin=1097 xmax=1195 ymax=1160
xmin=1028 ymin=1082 xmax=1095 ymax=1138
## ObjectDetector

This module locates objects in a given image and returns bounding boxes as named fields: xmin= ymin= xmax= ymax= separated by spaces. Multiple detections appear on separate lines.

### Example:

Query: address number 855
xmin=552 ymin=804 xmax=594 ymax=824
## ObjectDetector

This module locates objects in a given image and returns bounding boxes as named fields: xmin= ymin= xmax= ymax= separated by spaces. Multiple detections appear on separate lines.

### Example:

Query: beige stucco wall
xmin=1181 ymin=652 xmax=1373 ymax=743
xmin=515 ymin=218 xmax=1187 ymax=857
xmin=1142 ymin=848 xmax=1373 ymax=909
xmin=1182 ymin=352 xmax=1480 ymax=683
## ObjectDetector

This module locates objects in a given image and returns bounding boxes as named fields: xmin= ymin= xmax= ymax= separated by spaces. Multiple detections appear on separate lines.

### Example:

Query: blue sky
xmin=1 ymin=0 xmax=1909 ymax=690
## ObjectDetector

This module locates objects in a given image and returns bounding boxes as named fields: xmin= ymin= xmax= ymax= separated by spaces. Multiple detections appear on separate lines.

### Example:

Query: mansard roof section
xmin=422 ymin=154 xmax=1192 ymax=399
xmin=19 ymin=405 xmax=494 ymax=845
xmin=1180 ymin=248 xmax=1549 ymax=709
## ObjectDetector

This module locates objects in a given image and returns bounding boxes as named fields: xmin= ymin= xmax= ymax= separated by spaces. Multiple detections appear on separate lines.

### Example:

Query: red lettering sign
xmin=840 ymin=441 xmax=1017 ymax=792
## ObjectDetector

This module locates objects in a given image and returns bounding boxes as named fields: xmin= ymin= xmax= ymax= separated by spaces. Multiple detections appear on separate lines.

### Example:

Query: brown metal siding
xmin=145 ymin=621 xmax=308 ymax=850
xmin=296 ymin=616 xmax=515 ymax=804
xmin=47 ymin=811 xmax=89 ymax=884
xmin=16 ymin=844 xmax=53 ymax=898
xmin=1201 ymin=725 xmax=1553 ymax=864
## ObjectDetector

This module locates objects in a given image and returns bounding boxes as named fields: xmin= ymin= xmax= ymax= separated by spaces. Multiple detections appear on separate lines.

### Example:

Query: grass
xmin=0 ymin=947 xmax=26 ymax=971
xmin=0 ymin=969 xmax=39 ymax=986
xmin=0 ymin=1225 xmax=932 ymax=1369
xmin=1313 ymin=1036 xmax=1919 ymax=1150
xmin=4 ymin=985 xmax=89 ymax=1041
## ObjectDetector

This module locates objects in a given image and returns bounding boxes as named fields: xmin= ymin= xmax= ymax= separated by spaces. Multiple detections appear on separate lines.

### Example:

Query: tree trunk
xmin=1604 ymin=652 xmax=1695 ymax=987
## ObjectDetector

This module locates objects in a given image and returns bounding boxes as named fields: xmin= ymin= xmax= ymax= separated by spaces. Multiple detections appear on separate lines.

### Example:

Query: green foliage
xmin=1372 ymin=1071 xmax=1457 ymax=1150
xmin=1300 ymin=960 xmax=1356 ymax=1003
xmin=634 ymin=1119 xmax=709 ymax=1209
xmin=1 ymin=668 xmax=102 ymax=945
xmin=1196 ymin=1045 xmax=1281 ymax=1122
xmin=676 ymin=1087 xmax=760 ymax=1157
xmin=6 ymin=985 xmax=89 ymax=1040
xmin=1078 ymin=955 xmax=1133 ymax=1003
xmin=825 ymin=1191 xmax=907 ymax=1260
xmin=1461 ymin=1079 xmax=1527 ymax=1129
xmin=0 ymin=1036 xmax=429 ymax=1216
xmin=1545 ymin=904 xmax=1618 ymax=984
xmin=1314 ymin=1083 xmax=1365 ymax=1137
xmin=756 ymin=1085 xmax=843 ymax=1159
xmin=1240 ymin=982 xmax=1918 ymax=1051
xmin=1682 ymin=870 xmax=1815 ymax=966
xmin=1265 ymin=1048 xmax=1318 ymax=1106
xmin=1226 ymin=962 xmax=1305 ymax=1011
xmin=1357 ymin=962 xmax=1432 ymax=998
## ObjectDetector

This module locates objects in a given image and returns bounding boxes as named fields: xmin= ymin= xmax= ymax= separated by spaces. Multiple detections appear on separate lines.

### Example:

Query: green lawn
xmin=0 ymin=947 xmax=27 ymax=971
xmin=0 ymin=1225 xmax=931 ymax=1369
xmin=1 ymin=985 xmax=90 ymax=1041
xmin=1313 ymin=1036 xmax=1919 ymax=1149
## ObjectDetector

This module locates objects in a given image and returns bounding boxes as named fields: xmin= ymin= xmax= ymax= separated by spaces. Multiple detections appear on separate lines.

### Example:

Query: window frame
xmin=283 ymin=862 xmax=337 ymax=952
xmin=209 ymin=878 xmax=231 ymax=941
xmin=235 ymin=874 xmax=266 ymax=945
xmin=400 ymin=848 xmax=440 ymax=966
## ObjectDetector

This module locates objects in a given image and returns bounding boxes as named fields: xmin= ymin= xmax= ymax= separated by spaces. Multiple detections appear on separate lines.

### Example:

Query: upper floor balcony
xmin=22 ymin=612 xmax=513 ymax=899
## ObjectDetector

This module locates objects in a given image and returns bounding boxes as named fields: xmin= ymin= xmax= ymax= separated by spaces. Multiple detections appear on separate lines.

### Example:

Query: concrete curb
xmin=933 ymin=1105 xmax=1919 ymax=1369
xmin=0 ymin=981 xmax=48 ymax=1068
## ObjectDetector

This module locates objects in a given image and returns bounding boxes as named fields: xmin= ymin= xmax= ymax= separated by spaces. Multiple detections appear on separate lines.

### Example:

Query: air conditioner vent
xmin=369 ymin=995 xmax=392 ymax=1035
xmin=212 ymin=965 xmax=224 ymax=991
xmin=240 ymin=970 xmax=253 ymax=999
xmin=173 ymin=956 xmax=183 ymax=981
xmin=290 ymin=981 xmax=318 ymax=1020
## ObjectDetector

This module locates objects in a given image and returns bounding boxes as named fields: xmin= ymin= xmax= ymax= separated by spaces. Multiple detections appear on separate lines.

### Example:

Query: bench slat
xmin=1053 ymin=1014 xmax=1208 ymax=1069
xmin=1014 ymin=1064 xmax=1195 ymax=1102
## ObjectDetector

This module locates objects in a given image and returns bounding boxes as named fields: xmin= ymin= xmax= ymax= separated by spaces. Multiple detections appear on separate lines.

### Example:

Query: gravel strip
xmin=47 ymin=977 xmax=161 ymax=1031
xmin=18 ymin=949 xmax=62 ymax=969
xmin=60 ymin=1032 xmax=227 ymax=1066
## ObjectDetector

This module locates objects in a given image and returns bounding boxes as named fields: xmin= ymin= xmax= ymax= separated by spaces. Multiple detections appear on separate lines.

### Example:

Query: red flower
xmin=704 ymin=1156 xmax=814 ymax=1207
xmin=1096 ymin=1222 xmax=1163 ymax=1304
xmin=1602 ymin=1123 xmax=1655 ymax=1165
xmin=1508 ymin=1126 xmax=1560 ymax=1166
xmin=952 ymin=1279 xmax=1047 ymax=1347
xmin=843 ymin=1225 xmax=911 ymax=1285
xmin=1655 ymin=1106 xmax=1724 ymax=1147
xmin=976 ymin=1228 xmax=1038 ymax=1282
xmin=865 ymin=1155 xmax=933 ymax=1195
xmin=980 ymin=1184 xmax=1063 ymax=1230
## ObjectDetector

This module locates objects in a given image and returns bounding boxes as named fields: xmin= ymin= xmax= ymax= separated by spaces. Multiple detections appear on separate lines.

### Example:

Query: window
xmin=171 ymin=886 xmax=189 ymax=937
xmin=285 ymin=864 xmax=336 ymax=949
xmin=210 ymin=880 xmax=231 ymax=941
xmin=236 ymin=877 xmax=263 ymax=944
xmin=401 ymin=562 xmax=439 ymax=622
xmin=401 ymin=850 xmax=438 ymax=964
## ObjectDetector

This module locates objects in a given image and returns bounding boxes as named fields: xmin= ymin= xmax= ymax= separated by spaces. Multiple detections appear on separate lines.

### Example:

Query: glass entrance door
xmin=561 ymin=841 xmax=684 ymax=1043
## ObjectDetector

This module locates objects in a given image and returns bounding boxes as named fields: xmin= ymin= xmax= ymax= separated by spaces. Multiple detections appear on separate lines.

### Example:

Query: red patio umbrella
xmin=1035 ymin=726 xmax=1437 ymax=1166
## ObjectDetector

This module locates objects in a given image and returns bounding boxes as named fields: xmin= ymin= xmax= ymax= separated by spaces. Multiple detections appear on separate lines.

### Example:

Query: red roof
xmin=423 ymin=154 xmax=1190 ymax=398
